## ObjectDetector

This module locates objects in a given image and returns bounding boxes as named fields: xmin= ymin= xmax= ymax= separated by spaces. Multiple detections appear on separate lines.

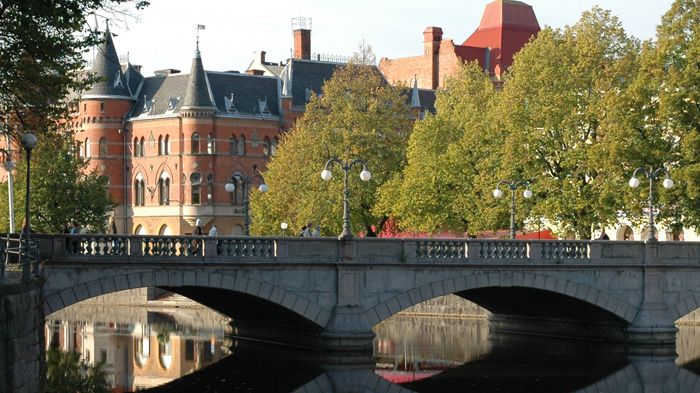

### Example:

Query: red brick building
xmin=379 ymin=0 xmax=540 ymax=89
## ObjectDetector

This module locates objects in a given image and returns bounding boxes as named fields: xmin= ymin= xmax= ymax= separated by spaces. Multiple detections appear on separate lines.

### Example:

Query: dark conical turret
xmin=84 ymin=24 xmax=130 ymax=98
xmin=181 ymin=45 xmax=213 ymax=109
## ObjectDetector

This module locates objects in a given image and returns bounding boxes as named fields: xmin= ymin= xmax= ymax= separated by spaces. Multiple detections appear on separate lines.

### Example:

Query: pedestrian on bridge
xmin=208 ymin=224 xmax=218 ymax=236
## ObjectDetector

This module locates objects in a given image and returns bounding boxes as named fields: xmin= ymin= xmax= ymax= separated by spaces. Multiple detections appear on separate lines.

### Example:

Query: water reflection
xmin=46 ymin=302 xmax=700 ymax=393
xmin=45 ymin=304 xmax=231 ymax=391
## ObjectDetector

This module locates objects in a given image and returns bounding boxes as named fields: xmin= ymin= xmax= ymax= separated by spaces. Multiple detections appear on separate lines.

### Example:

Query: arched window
xmin=139 ymin=137 xmax=145 ymax=156
xmin=229 ymin=135 xmax=237 ymax=156
xmin=191 ymin=133 xmax=200 ymax=154
xmin=237 ymin=135 xmax=246 ymax=156
xmin=190 ymin=173 xmax=201 ymax=205
xmin=99 ymin=137 xmax=107 ymax=157
xmin=263 ymin=137 xmax=271 ymax=156
xmin=158 ymin=172 xmax=170 ymax=205
xmin=158 ymin=224 xmax=171 ymax=236
xmin=159 ymin=340 xmax=173 ymax=370
xmin=207 ymin=134 xmax=215 ymax=154
xmin=77 ymin=141 xmax=83 ymax=158
xmin=229 ymin=175 xmax=246 ymax=205
xmin=672 ymin=228 xmax=685 ymax=241
xmin=133 ymin=137 xmax=139 ymax=157
xmin=620 ymin=226 xmax=634 ymax=241
xmin=84 ymin=138 xmax=91 ymax=157
xmin=164 ymin=135 xmax=170 ymax=155
xmin=158 ymin=135 xmax=164 ymax=155
xmin=134 ymin=174 xmax=145 ymax=206
xmin=271 ymin=137 xmax=279 ymax=156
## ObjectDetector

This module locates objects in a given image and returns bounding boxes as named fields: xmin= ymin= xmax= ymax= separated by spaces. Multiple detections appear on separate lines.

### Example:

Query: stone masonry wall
xmin=0 ymin=280 xmax=45 ymax=393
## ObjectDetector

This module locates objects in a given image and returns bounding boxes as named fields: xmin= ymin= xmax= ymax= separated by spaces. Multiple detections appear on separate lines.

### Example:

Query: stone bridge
xmin=32 ymin=234 xmax=700 ymax=351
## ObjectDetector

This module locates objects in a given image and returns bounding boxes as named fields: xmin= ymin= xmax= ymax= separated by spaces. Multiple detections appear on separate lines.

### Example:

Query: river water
xmin=45 ymin=299 xmax=700 ymax=392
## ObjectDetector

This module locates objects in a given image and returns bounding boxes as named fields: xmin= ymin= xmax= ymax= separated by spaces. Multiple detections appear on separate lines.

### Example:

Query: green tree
xmin=494 ymin=8 xmax=642 ymax=238
xmin=45 ymin=348 xmax=109 ymax=393
xmin=375 ymin=62 xmax=501 ymax=234
xmin=0 ymin=133 xmax=114 ymax=233
xmin=0 ymin=0 xmax=148 ymax=137
xmin=250 ymin=63 xmax=412 ymax=236
xmin=629 ymin=0 xmax=700 ymax=230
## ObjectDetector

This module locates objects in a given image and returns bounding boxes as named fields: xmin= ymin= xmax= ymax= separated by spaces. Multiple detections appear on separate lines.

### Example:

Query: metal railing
xmin=0 ymin=234 xmax=40 ymax=284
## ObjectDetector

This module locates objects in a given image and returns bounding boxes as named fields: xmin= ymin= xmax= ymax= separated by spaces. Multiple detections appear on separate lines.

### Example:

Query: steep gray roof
xmin=84 ymin=27 xmax=130 ymax=98
xmin=131 ymin=71 xmax=280 ymax=118
xmin=181 ymin=47 xmax=213 ymax=108
xmin=288 ymin=59 xmax=341 ymax=107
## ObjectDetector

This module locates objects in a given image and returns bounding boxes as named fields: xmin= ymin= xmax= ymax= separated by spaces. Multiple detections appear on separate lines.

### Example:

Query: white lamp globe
xmin=523 ymin=189 xmax=533 ymax=199
xmin=493 ymin=189 xmax=503 ymax=199
xmin=224 ymin=182 xmax=235 ymax=193
xmin=663 ymin=178 xmax=674 ymax=189
xmin=321 ymin=169 xmax=332 ymax=181
xmin=258 ymin=183 xmax=269 ymax=193
xmin=360 ymin=170 xmax=372 ymax=181
xmin=629 ymin=177 xmax=640 ymax=188
xmin=280 ymin=222 xmax=288 ymax=230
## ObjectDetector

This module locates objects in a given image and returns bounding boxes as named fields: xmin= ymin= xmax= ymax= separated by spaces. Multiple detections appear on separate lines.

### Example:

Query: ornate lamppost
xmin=225 ymin=172 xmax=268 ymax=236
xmin=320 ymin=157 xmax=371 ymax=241
xmin=21 ymin=133 xmax=37 ymax=280
xmin=629 ymin=166 xmax=673 ymax=241
xmin=493 ymin=179 xmax=533 ymax=239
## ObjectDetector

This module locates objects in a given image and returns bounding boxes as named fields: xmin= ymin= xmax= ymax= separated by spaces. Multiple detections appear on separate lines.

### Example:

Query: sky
xmin=102 ymin=0 xmax=676 ymax=77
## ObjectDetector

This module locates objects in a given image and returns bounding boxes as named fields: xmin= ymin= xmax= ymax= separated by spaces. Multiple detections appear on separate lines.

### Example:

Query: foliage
xmin=375 ymin=62 xmax=500 ymax=234
xmin=0 ymin=133 xmax=114 ymax=233
xmin=250 ymin=63 xmax=412 ymax=236
xmin=492 ymin=8 xmax=642 ymax=238
xmin=630 ymin=0 xmax=700 ymax=229
xmin=45 ymin=348 xmax=109 ymax=393
xmin=0 ymin=0 xmax=148 ymax=137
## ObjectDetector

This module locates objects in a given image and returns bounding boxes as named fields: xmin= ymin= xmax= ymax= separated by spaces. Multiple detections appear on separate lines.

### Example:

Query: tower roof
xmin=84 ymin=25 xmax=130 ymax=98
xmin=181 ymin=46 xmax=214 ymax=109
xmin=473 ymin=0 xmax=539 ymax=31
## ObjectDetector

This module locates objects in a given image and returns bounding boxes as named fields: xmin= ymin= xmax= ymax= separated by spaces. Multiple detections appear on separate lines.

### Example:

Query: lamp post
xmin=225 ymin=172 xmax=268 ymax=236
xmin=280 ymin=221 xmax=288 ymax=236
xmin=493 ymin=179 xmax=533 ymax=239
xmin=20 ymin=133 xmax=37 ymax=281
xmin=629 ymin=166 xmax=673 ymax=241
xmin=320 ymin=157 xmax=371 ymax=241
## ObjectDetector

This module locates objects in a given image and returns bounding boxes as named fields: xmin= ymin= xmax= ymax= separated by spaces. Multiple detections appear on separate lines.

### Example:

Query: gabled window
xmin=191 ymin=133 xmax=200 ymax=154
xmin=224 ymin=93 xmax=237 ymax=113
xmin=98 ymin=137 xmax=107 ymax=157
xmin=258 ymin=97 xmax=271 ymax=115
xmin=113 ymin=71 xmax=123 ymax=88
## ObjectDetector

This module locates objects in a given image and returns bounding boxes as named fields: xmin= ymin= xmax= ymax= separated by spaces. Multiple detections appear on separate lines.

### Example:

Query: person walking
xmin=208 ymin=224 xmax=219 ymax=236
xmin=598 ymin=228 xmax=610 ymax=240
xmin=302 ymin=222 xmax=313 ymax=237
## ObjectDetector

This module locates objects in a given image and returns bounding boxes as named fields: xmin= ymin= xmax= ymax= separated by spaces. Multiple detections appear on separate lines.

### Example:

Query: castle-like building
xmin=73 ymin=0 xmax=539 ymax=236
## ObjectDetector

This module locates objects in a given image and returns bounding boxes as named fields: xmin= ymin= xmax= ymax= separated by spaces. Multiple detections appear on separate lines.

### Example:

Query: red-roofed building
xmin=379 ymin=0 xmax=540 ymax=88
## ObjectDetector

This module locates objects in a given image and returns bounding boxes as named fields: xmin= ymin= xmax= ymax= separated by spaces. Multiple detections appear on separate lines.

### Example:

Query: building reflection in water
xmin=45 ymin=304 xmax=231 ymax=392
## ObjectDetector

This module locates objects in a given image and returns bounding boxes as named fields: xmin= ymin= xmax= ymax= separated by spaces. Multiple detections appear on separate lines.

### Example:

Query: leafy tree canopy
xmin=250 ymin=61 xmax=413 ymax=236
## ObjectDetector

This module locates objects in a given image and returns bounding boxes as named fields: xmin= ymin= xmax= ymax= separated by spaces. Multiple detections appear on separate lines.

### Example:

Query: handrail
xmin=0 ymin=233 xmax=40 ymax=284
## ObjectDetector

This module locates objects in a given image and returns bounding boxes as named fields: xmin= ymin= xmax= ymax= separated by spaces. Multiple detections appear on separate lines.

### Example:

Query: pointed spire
xmin=84 ymin=23 xmax=129 ymax=98
xmin=411 ymin=75 xmax=421 ymax=108
xmin=181 ymin=42 xmax=213 ymax=109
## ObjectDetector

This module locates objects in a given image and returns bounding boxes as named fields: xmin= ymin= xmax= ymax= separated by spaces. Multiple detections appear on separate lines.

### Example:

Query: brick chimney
xmin=292 ymin=17 xmax=312 ymax=60
xmin=423 ymin=26 xmax=443 ymax=89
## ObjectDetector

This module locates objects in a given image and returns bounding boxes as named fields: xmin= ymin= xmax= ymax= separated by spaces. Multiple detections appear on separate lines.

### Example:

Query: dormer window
xmin=113 ymin=71 xmax=123 ymax=88
xmin=305 ymin=88 xmax=313 ymax=103
xmin=141 ymin=95 xmax=154 ymax=116
xmin=224 ymin=93 xmax=237 ymax=113
xmin=258 ymin=97 xmax=271 ymax=115
xmin=166 ymin=97 xmax=180 ymax=113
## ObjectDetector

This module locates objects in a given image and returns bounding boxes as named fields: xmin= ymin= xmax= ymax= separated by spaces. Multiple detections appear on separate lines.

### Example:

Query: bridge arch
xmin=43 ymin=269 xmax=333 ymax=329
xmin=673 ymin=293 xmax=700 ymax=322
xmin=365 ymin=272 xmax=638 ymax=326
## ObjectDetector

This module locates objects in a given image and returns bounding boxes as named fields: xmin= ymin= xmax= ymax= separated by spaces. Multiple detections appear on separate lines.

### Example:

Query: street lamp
xmin=20 ymin=133 xmax=37 ymax=281
xmin=493 ymin=179 xmax=533 ymax=239
xmin=280 ymin=221 xmax=288 ymax=236
xmin=225 ymin=172 xmax=268 ymax=236
xmin=321 ymin=157 xmax=371 ymax=241
xmin=629 ymin=166 xmax=673 ymax=241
